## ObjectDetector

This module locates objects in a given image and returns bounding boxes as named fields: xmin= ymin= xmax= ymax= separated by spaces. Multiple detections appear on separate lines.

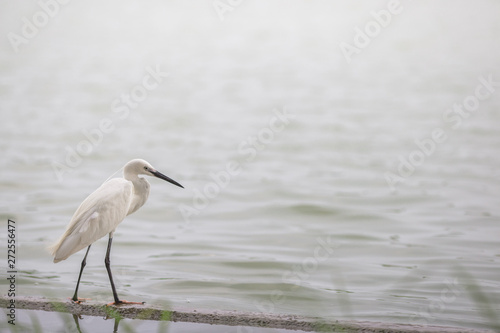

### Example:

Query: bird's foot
xmin=106 ymin=300 xmax=145 ymax=306
xmin=70 ymin=297 xmax=91 ymax=304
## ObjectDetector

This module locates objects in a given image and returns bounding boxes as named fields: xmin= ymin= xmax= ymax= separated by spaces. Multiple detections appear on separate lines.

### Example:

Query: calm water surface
xmin=1 ymin=1 xmax=500 ymax=331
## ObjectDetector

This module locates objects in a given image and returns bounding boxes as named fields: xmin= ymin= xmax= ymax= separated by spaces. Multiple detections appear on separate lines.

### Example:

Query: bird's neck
xmin=124 ymin=171 xmax=138 ymax=182
xmin=127 ymin=177 xmax=150 ymax=215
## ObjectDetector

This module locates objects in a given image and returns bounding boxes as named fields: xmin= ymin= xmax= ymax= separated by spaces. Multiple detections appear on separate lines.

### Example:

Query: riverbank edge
xmin=0 ymin=296 xmax=492 ymax=333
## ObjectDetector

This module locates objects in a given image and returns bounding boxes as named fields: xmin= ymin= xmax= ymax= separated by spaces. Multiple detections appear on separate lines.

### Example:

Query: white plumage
xmin=50 ymin=178 xmax=135 ymax=262
xmin=49 ymin=158 xmax=183 ymax=304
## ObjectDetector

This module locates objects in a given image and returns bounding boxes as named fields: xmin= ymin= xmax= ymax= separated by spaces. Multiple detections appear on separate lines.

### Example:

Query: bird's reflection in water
xmin=72 ymin=314 xmax=83 ymax=333
xmin=70 ymin=312 xmax=140 ymax=333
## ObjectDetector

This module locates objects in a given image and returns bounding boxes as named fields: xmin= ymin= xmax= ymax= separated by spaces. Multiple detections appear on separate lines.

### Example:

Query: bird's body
xmin=50 ymin=177 xmax=146 ymax=262
xmin=49 ymin=159 xmax=183 ymax=304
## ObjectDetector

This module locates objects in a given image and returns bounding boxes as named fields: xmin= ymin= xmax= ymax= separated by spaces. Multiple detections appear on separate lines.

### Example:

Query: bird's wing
xmin=50 ymin=178 xmax=134 ymax=263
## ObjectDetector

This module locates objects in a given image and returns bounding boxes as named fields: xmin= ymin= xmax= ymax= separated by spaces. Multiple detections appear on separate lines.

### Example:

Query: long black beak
xmin=151 ymin=170 xmax=184 ymax=188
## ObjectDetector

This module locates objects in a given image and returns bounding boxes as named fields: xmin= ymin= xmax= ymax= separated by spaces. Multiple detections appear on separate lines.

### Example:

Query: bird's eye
xmin=144 ymin=166 xmax=148 ymax=171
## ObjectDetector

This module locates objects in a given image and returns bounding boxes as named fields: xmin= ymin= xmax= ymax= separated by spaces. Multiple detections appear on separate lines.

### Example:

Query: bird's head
xmin=124 ymin=159 xmax=184 ymax=188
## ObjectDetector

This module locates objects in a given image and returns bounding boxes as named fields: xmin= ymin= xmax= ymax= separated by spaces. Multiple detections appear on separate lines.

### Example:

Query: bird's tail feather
xmin=47 ymin=235 xmax=66 ymax=263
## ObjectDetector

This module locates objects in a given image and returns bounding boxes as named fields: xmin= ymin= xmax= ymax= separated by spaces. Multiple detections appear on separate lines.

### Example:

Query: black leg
xmin=72 ymin=245 xmax=91 ymax=302
xmin=105 ymin=235 xmax=144 ymax=306
xmin=105 ymin=236 xmax=121 ymax=304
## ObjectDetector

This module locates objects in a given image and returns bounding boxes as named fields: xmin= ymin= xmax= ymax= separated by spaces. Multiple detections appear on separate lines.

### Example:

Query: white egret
xmin=49 ymin=159 xmax=183 ymax=305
